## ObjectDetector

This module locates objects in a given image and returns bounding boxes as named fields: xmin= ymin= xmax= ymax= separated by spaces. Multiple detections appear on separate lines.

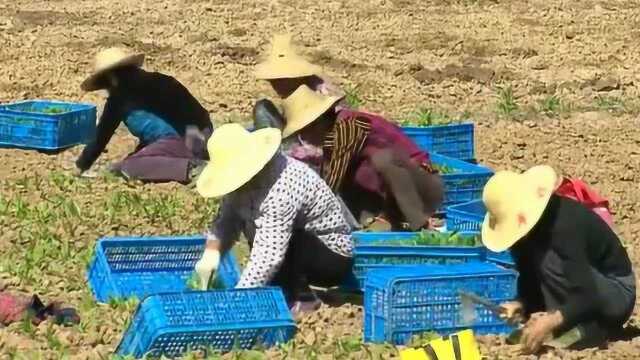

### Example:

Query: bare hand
xmin=499 ymin=300 xmax=524 ymax=324
xmin=521 ymin=311 xmax=563 ymax=354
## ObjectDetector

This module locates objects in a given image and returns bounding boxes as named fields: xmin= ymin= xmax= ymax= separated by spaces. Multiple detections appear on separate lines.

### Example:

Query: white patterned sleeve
xmin=236 ymin=196 xmax=297 ymax=288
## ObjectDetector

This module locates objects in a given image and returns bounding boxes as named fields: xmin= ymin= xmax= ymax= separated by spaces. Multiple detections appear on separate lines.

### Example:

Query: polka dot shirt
xmin=207 ymin=154 xmax=353 ymax=288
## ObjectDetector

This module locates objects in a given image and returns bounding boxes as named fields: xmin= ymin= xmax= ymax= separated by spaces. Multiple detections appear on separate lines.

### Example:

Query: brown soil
xmin=1 ymin=0 xmax=640 ymax=358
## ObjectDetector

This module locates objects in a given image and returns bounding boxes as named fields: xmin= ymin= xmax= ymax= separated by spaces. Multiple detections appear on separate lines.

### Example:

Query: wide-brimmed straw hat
xmin=196 ymin=123 xmax=282 ymax=198
xmin=254 ymin=34 xmax=322 ymax=80
xmin=281 ymin=85 xmax=343 ymax=138
xmin=81 ymin=48 xmax=145 ymax=91
xmin=481 ymin=165 xmax=559 ymax=252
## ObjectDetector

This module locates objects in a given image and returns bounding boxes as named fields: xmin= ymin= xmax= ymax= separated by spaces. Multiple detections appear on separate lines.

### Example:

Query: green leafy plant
xmin=400 ymin=107 xmax=461 ymax=127
xmin=495 ymin=85 xmax=519 ymax=119
xmin=595 ymin=95 xmax=626 ymax=113
xmin=366 ymin=231 xmax=480 ymax=247
xmin=538 ymin=95 xmax=563 ymax=117
xmin=344 ymin=85 xmax=364 ymax=109
xmin=432 ymin=164 xmax=456 ymax=174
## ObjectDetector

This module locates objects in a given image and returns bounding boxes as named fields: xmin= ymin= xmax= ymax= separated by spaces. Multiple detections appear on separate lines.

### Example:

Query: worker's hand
xmin=194 ymin=235 xmax=221 ymax=291
xmin=499 ymin=300 xmax=524 ymax=324
xmin=520 ymin=311 xmax=563 ymax=354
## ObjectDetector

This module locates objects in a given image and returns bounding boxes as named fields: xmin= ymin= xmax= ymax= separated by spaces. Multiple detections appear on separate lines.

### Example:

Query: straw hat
xmin=481 ymin=165 xmax=559 ymax=252
xmin=254 ymin=34 xmax=322 ymax=80
xmin=281 ymin=85 xmax=343 ymax=138
xmin=81 ymin=48 xmax=145 ymax=91
xmin=196 ymin=123 xmax=282 ymax=198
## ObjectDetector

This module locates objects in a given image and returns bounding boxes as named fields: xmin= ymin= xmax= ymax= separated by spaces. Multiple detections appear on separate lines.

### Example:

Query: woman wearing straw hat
xmin=254 ymin=34 xmax=344 ymax=101
xmin=193 ymin=124 xmax=353 ymax=313
xmin=482 ymin=166 xmax=635 ymax=353
xmin=278 ymin=85 xmax=444 ymax=231
xmin=75 ymin=47 xmax=212 ymax=183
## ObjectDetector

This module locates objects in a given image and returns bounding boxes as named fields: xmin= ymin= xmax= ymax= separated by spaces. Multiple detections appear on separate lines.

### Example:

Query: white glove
xmin=194 ymin=248 xmax=220 ymax=291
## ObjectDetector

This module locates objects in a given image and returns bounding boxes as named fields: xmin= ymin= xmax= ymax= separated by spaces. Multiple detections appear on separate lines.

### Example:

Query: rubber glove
xmin=195 ymin=236 xmax=221 ymax=291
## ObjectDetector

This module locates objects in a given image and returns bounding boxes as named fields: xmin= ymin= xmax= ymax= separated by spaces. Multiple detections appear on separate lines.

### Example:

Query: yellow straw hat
xmin=281 ymin=85 xmax=343 ymax=138
xmin=81 ymin=47 xmax=145 ymax=91
xmin=254 ymin=34 xmax=323 ymax=80
xmin=481 ymin=165 xmax=559 ymax=252
xmin=196 ymin=124 xmax=282 ymax=198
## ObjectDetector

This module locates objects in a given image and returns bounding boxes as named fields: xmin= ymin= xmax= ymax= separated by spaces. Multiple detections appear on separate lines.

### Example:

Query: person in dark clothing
xmin=76 ymin=47 xmax=213 ymax=183
xmin=481 ymin=165 xmax=636 ymax=354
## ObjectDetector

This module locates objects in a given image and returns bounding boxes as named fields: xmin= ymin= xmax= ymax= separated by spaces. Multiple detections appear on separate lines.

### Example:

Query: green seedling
xmin=538 ymin=95 xmax=562 ymax=117
xmin=401 ymin=107 xmax=455 ymax=127
xmin=595 ymin=95 xmax=626 ymax=113
xmin=496 ymin=85 xmax=519 ymax=118
xmin=344 ymin=85 xmax=364 ymax=109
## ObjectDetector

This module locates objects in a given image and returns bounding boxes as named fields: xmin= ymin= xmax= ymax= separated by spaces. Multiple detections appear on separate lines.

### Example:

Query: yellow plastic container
xmin=399 ymin=330 xmax=481 ymax=360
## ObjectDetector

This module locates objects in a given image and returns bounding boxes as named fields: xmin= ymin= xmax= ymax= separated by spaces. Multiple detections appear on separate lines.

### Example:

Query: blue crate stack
xmin=445 ymin=200 xmax=515 ymax=268
xmin=116 ymin=288 xmax=296 ymax=358
xmin=0 ymin=100 xmax=96 ymax=150
xmin=363 ymin=262 xmax=518 ymax=345
xmin=430 ymin=153 xmax=493 ymax=210
xmin=351 ymin=231 xmax=485 ymax=289
xmin=402 ymin=123 xmax=475 ymax=162
xmin=87 ymin=235 xmax=241 ymax=303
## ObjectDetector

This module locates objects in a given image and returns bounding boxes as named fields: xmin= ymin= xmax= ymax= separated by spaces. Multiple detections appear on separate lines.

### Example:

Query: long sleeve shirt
xmin=206 ymin=154 xmax=353 ymax=288
xmin=76 ymin=69 xmax=211 ymax=171
xmin=511 ymin=195 xmax=633 ymax=328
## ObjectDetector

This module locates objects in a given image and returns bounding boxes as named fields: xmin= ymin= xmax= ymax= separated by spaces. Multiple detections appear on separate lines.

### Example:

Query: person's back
xmin=513 ymin=196 xmax=631 ymax=277
xmin=339 ymin=109 xmax=429 ymax=166
xmin=111 ymin=68 xmax=211 ymax=135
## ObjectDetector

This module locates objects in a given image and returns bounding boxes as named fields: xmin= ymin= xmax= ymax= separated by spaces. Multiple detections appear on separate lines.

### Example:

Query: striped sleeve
xmin=322 ymin=117 xmax=370 ymax=191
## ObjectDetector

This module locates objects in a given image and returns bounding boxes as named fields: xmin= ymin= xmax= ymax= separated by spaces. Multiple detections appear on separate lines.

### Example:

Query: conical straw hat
xmin=254 ymin=34 xmax=322 ymax=80
xmin=281 ymin=85 xmax=343 ymax=138
xmin=81 ymin=47 xmax=145 ymax=91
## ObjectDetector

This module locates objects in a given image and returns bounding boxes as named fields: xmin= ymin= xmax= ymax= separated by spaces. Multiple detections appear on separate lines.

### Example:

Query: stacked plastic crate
xmin=86 ymin=235 xmax=296 ymax=359
xmin=351 ymin=123 xmax=518 ymax=345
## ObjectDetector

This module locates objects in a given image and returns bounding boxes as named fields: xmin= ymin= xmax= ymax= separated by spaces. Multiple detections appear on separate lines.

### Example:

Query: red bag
xmin=555 ymin=177 xmax=614 ymax=228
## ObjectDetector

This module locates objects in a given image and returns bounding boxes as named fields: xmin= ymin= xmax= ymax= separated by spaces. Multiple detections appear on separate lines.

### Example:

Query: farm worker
xmin=75 ymin=47 xmax=212 ymax=183
xmin=279 ymin=85 xmax=444 ymax=231
xmin=254 ymin=34 xmax=344 ymax=100
xmin=481 ymin=166 xmax=635 ymax=354
xmin=193 ymin=124 xmax=354 ymax=314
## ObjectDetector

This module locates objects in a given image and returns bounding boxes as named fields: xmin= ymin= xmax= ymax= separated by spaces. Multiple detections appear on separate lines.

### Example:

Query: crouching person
xmin=76 ymin=47 xmax=212 ymax=183
xmin=193 ymin=124 xmax=354 ymax=314
xmin=481 ymin=166 xmax=635 ymax=353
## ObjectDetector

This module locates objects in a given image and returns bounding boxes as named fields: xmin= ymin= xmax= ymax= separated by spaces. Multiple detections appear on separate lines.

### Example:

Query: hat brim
xmin=81 ymin=54 xmax=145 ymax=91
xmin=255 ymin=57 xmax=322 ymax=80
xmin=282 ymin=95 xmax=343 ymax=138
xmin=481 ymin=166 xmax=558 ymax=252
xmin=196 ymin=128 xmax=282 ymax=198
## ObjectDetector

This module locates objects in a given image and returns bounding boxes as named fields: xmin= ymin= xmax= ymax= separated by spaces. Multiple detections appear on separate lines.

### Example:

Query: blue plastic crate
xmin=87 ymin=235 xmax=241 ymax=303
xmin=116 ymin=288 xmax=296 ymax=358
xmin=402 ymin=123 xmax=474 ymax=161
xmin=486 ymin=250 xmax=516 ymax=268
xmin=352 ymin=231 xmax=484 ymax=290
xmin=364 ymin=262 xmax=518 ymax=345
xmin=446 ymin=199 xmax=485 ymax=232
xmin=0 ymin=100 xmax=96 ymax=150
xmin=431 ymin=153 xmax=493 ymax=209
xmin=444 ymin=201 xmax=516 ymax=268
